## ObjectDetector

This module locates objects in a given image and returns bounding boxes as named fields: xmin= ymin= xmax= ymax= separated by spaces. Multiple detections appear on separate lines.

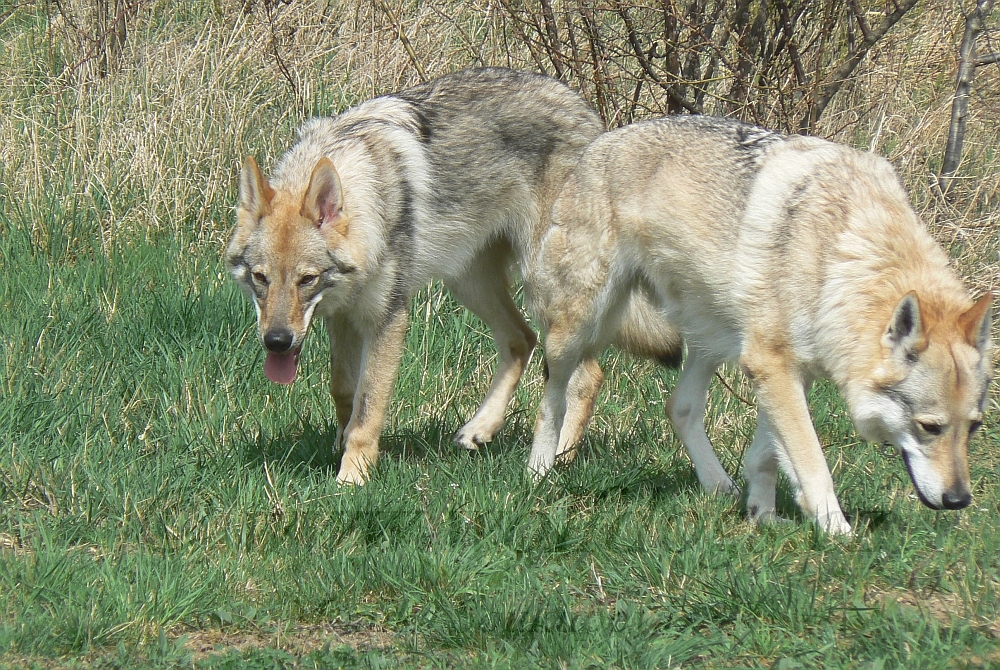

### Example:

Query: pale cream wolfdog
xmin=527 ymin=116 xmax=992 ymax=535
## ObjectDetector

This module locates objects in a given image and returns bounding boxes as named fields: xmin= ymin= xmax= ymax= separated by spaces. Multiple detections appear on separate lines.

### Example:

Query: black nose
xmin=941 ymin=488 xmax=972 ymax=510
xmin=263 ymin=328 xmax=294 ymax=353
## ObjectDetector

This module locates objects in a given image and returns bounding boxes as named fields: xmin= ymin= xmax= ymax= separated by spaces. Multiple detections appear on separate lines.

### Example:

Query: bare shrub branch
xmin=798 ymin=0 xmax=920 ymax=132
xmin=940 ymin=0 xmax=997 ymax=194
xmin=479 ymin=1 xmax=917 ymax=132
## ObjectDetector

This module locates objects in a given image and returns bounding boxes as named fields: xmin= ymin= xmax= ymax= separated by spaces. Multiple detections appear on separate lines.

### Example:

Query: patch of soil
xmin=179 ymin=621 xmax=395 ymax=661
xmin=872 ymin=587 xmax=1000 ymax=639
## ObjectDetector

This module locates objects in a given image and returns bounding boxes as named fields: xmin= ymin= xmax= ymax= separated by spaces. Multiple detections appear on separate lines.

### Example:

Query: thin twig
xmin=376 ymin=0 xmax=426 ymax=82
xmin=539 ymin=0 xmax=565 ymax=77
xmin=0 ymin=2 xmax=33 ymax=27
xmin=52 ymin=0 xmax=142 ymax=118
xmin=940 ymin=0 xmax=996 ymax=193
xmin=847 ymin=0 xmax=873 ymax=42
xmin=54 ymin=0 xmax=140 ymax=86
xmin=615 ymin=1 xmax=701 ymax=114
xmin=497 ymin=0 xmax=548 ymax=75
xmin=579 ymin=2 xmax=618 ymax=126
xmin=774 ymin=0 xmax=807 ymax=87
xmin=798 ymin=0 xmax=919 ymax=132
xmin=427 ymin=2 xmax=483 ymax=66
xmin=265 ymin=1 xmax=300 ymax=106
xmin=715 ymin=371 xmax=753 ymax=406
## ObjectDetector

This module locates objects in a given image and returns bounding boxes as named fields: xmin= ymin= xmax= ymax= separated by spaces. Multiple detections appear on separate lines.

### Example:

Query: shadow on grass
xmin=240 ymin=414 xmax=530 ymax=470
xmin=243 ymin=419 xmax=342 ymax=472
xmin=234 ymin=413 xmax=729 ymax=504
xmin=849 ymin=508 xmax=894 ymax=532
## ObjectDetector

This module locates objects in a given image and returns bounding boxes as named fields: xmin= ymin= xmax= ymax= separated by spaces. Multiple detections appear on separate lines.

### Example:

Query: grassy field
xmin=2 ymin=1 xmax=999 ymax=667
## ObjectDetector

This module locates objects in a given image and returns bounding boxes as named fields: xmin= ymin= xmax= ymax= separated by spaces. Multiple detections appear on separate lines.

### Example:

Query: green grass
xmin=2 ymin=2 xmax=999 ymax=667
xmin=2 ymin=197 xmax=1000 ymax=668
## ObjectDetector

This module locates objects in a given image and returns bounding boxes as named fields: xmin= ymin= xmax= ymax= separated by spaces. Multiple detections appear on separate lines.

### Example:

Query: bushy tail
xmin=613 ymin=291 xmax=684 ymax=368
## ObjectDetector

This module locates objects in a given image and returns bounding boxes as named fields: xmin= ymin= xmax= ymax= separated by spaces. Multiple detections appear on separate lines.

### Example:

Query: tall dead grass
xmin=0 ymin=0 xmax=996 ymax=284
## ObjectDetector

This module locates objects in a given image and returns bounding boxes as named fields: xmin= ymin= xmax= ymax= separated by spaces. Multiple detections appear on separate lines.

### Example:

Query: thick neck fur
xmin=262 ymin=103 xmax=432 ymax=307
xmin=814 ymin=157 xmax=972 ymax=404
xmin=269 ymin=118 xmax=387 ymax=278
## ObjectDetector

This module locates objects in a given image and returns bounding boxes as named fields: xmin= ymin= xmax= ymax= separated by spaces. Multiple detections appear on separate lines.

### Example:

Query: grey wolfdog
xmin=526 ymin=115 xmax=993 ymax=535
xmin=226 ymin=68 xmax=612 ymax=484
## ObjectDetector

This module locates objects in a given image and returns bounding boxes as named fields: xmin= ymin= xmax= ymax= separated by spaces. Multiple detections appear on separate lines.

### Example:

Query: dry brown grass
xmin=1 ymin=1 xmax=996 ymax=391
xmin=3 ymin=1 xmax=995 ymax=257
xmin=179 ymin=620 xmax=395 ymax=661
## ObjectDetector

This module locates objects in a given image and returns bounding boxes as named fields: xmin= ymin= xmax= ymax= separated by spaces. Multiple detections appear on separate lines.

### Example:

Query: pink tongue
xmin=264 ymin=351 xmax=298 ymax=385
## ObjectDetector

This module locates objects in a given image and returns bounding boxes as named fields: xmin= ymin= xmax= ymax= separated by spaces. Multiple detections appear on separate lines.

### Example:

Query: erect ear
xmin=883 ymin=291 xmax=927 ymax=357
xmin=301 ymin=158 xmax=348 ymax=236
xmin=239 ymin=156 xmax=275 ymax=218
xmin=958 ymin=292 xmax=992 ymax=351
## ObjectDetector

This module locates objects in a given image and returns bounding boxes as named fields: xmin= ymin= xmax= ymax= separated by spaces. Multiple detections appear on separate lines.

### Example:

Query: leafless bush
xmin=940 ymin=0 xmax=997 ymax=194
xmin=4 ymin=0 xmax=994 ymax=285
xmin=488 ymin=0 xmax=917 ymax=132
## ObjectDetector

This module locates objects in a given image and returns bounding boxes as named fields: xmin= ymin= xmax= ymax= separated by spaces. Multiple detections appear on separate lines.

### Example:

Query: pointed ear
xmin=883 ymin=291 xmax=927 ymax=357
xmin=958 ymin=292 xmax=992 ymax=350
xmin=301 ymin=158 xmax=348 ymax=236
xmin=239 ymin=156 xmax=275 ymax=218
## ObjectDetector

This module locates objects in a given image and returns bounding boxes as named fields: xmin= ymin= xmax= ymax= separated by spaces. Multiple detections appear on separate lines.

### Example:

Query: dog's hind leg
xmin=665 ymin=349 xmax=739 ymax=495
xmin=743 ymin=411 xmax=783 ymax=524
xmin=447 ymin=246 xmax=537 ymax=451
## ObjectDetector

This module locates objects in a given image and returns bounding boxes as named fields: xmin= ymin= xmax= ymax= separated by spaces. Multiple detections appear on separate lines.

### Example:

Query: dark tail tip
xmin=657 ymin=346 xmax=683 ymax=369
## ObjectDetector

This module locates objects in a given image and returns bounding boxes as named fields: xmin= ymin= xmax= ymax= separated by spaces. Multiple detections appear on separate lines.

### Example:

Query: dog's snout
xmin=941 ymin=487 xmax=972 ymax=510
xmin=263 ymin=328 xmax=294 ymax=353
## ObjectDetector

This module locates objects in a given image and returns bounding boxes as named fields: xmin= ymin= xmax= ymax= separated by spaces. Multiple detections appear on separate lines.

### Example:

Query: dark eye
xmin=969 ymin=421 xmax=983 ymax=435
xmin=299 ymin=274 xmax=319 ymax=287
xmin=252 ymin=272 xmax=268 ymax=285
xmin=917 ymin=421 xmax=944 ymax=436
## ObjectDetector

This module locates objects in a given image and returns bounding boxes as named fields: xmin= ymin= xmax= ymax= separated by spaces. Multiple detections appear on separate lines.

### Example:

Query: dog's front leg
xmin=335 ymin=308 xmax=409 ymax=485
xmin=743 ymin=344 xmax=851 ymax=536
xmin=326 ymin=316 xmax=363 ymax=451
xmin=554 ymin=358 xmax=604 ymax=464
xmin=528 ymin=333 xmax=581 ymax=478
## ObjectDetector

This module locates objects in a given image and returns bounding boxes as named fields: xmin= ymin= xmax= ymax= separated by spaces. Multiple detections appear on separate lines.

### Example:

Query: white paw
xmin=453 ymin=417 xmax=500 ymax=451
xmin=335 ymin=464 xmax=368 ymax=486
xmin=452 ymin=428 xmax=491 ymax=451
xmin=819 ymin=512 xmax=853 ymax=537
xmin=698 ymin=468 xmax=742 ymax=498
xmin=554 ymin=446 xmax=579 ymax=465
xmin=747 ymin=505 xmax=790 ymax=526
xmin=527 ymin=455 xmax=554 ymax=482
xmin=704 ymin=475 xmax=741 ymax=498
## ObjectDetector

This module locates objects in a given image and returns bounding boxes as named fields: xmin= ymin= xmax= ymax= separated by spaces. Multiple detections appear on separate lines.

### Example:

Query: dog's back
xmin=395 ymin=68 xmax=605 ymax=274
xmin=547 ymin=116 xmax=967 ymax=362
xmin=270 ymin=69 xmax=605 ymax=285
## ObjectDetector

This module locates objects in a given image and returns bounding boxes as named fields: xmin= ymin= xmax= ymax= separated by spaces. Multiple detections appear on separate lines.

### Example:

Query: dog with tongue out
xmin=224 ymin=68 xmax=606 ymax=485
xmin=263 ymin=329 xmax=299 ymax=384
